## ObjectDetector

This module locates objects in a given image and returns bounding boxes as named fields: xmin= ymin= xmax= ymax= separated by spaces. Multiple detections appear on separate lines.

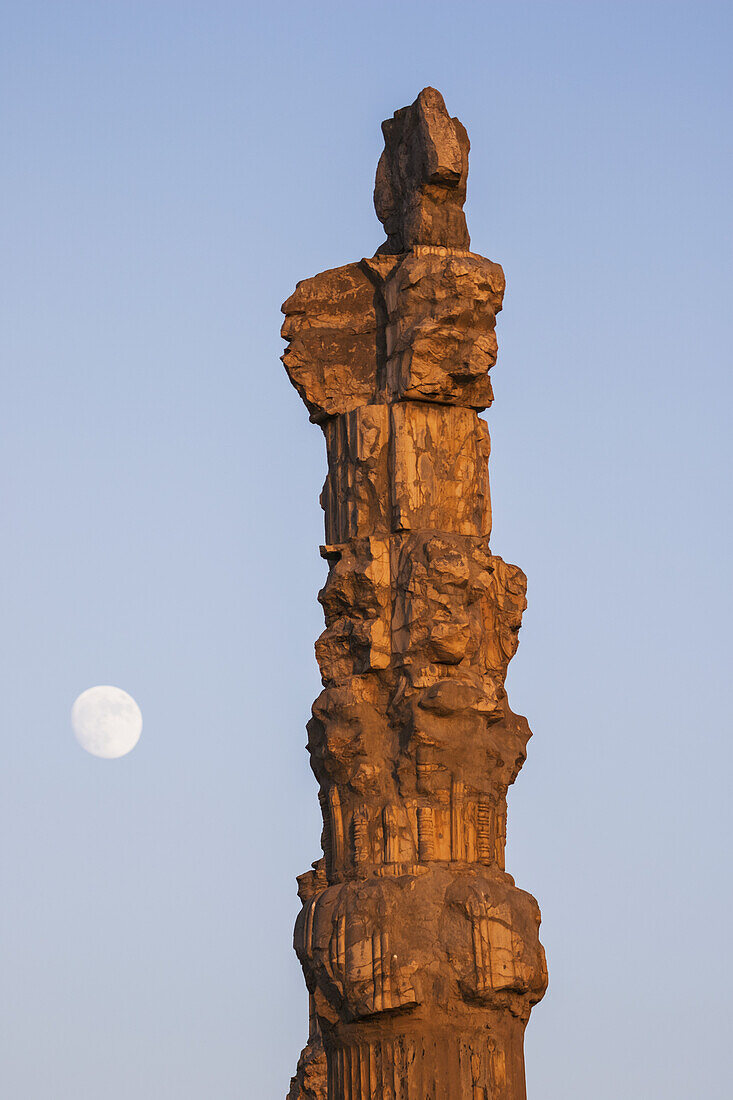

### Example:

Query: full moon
xmin=71 ymin=685 xmax=142 ymax=759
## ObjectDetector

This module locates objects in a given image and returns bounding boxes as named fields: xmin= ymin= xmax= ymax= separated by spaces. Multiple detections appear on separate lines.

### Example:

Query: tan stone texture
xmin=381 ymin=250 xmax=505 ymax=408
xmin=281 ymin=263 xmax=380 ymax=423
xmin=282 ymin=87 xmax=545 ymax=1100
xmin=282 ymin=251 xmax=504 ymax=418
xmin=374 ymin=86 xmax=471 ymax=254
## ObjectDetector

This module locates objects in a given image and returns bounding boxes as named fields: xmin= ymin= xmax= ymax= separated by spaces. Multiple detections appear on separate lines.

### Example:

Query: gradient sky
xmin=1 ymin=2 xmax=731 ymax=1097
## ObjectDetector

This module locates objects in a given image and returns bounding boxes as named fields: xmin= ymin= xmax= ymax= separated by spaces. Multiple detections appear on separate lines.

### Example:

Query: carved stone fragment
xmin=390 ymin=402 xmax=492 ymax=536
xmin=282 ymin=88 xmax=546 ymax=1098
xmin=374 ymin=86 xmax=471 ymax=254
xmin=382 ymin=250 xmax=505 ymax=409
xmin=281 ymin=263 xmax=381 ymax=422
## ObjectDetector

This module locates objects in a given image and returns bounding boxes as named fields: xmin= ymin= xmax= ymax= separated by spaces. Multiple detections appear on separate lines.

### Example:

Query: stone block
xmin=390 ymin=403 xmax=491 ymax=536
xmin=383 ymin=249 xmax=505 ymax=409
xmin=281 ymin=263 xmax=379 ymax=421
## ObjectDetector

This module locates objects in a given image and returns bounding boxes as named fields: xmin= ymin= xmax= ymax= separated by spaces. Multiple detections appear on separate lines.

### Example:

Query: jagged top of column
xmin=374 ymin=87 xmax=470 ymax=254
xmin=281 ymin=88 xmax=504 ymax=421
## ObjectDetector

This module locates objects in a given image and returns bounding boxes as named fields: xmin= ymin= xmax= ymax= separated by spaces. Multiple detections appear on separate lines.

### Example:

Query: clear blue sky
xmin=1 ymin=2 xmax=731 ymax=1097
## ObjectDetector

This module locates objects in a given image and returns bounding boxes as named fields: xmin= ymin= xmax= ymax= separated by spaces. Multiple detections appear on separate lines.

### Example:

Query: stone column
xmin=284 ymin=88 xmax=547 ymax=1100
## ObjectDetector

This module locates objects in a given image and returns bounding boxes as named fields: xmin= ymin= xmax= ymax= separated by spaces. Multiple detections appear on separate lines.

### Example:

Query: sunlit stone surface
xmin=283 ymin=88 xmax=547 ymax=1100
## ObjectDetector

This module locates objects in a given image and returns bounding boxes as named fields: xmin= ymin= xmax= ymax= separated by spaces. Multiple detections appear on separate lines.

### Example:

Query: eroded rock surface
xmin=374 ymin=86 xmax=471 ymax=254
xmin=282 ymin=87 xmax=546 ymax=1100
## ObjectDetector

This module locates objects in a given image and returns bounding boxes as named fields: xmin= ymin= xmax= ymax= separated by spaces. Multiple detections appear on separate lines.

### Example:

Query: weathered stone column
xmin=284 ymin=88 xmax=547 ymax=1100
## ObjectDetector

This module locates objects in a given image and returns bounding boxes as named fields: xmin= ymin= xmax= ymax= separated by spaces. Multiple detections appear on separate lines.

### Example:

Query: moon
xmin=71 ymin=685 xmax=142 ymax=759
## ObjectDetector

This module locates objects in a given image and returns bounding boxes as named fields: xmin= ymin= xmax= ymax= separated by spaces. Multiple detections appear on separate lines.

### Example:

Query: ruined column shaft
xmin=284 ymin=88 xmax=546 ymax=1100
